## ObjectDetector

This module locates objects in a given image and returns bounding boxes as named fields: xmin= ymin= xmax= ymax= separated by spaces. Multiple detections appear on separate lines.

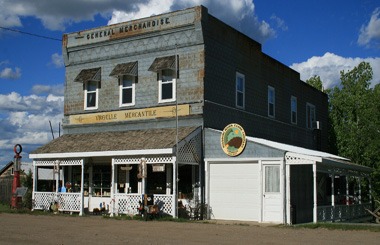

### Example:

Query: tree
xmin=329 ymin=62 xmax=380 ymax=198
xmin=306 ymin=75 xmax=324 ymax=92
xmin=21 ymin=169 xmax=33 ymax=209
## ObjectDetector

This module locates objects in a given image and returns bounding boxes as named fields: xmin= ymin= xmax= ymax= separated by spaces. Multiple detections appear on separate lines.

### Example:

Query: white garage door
xmin=209 ymin=162 xmax=260 ymax=221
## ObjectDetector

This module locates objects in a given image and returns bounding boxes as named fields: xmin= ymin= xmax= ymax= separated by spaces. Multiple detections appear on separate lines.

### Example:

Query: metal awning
xmin=148 ymin=55 xmax=178 ymax=72
xmin=74 ymin=67 xmax=101 ymax=83
xmin=109 ymin=61 xmax=138 ymax=77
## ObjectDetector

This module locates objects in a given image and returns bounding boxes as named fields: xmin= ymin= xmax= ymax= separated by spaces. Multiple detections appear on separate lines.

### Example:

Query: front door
xmin=262 ymin=163 xmax=283 ymax=223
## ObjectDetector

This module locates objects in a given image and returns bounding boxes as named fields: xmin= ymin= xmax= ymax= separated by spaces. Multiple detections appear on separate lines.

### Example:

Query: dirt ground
xmin=0 ymin=213 xmax=379 ymax=245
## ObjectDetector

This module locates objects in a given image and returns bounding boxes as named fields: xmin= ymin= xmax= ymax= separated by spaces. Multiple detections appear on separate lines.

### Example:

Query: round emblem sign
xmin=221 ymin=123 xmax=246 ymax=156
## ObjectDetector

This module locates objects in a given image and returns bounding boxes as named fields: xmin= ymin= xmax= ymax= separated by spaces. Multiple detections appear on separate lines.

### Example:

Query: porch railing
xmin=317 ymin=203 xmax=371 ymax=222
xmin=33 ymin=192 xmax=81 ymax=213
xmin=113 ymin=193 xmax=174 ymax=217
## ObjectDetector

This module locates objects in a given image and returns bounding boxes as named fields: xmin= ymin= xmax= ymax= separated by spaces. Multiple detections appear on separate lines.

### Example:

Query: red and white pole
xmin=11 ymin=144 xmax=22 ymax=209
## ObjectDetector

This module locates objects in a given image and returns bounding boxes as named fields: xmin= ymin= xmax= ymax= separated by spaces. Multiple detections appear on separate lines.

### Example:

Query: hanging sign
xmin=152 ymin=164 xmax=165 ymax=172
xmin=220 ymin=123 xmax=247 ymax=157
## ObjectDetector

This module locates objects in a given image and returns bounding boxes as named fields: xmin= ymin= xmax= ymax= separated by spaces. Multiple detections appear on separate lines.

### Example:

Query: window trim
xmin=119 ymin=75 xmax=136 ymax=107
xmin=291 ymin=96 xmax=297 ymax=124
xmin=235 ymin=72 xmax=245 ymax=109
xmin=306 ymin=102 xmax=316 ymax=129
xmin=158 ymin=69 xmax=176 ymax=103
xmin=268 ymin=86 xmax=275 ymax=118
xmin=84 ymin=80 xmax=99 ymax=110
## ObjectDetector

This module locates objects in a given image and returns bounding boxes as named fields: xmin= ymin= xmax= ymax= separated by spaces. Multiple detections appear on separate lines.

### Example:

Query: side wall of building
xmin=203 ymin=15 xmax=329 ymax=151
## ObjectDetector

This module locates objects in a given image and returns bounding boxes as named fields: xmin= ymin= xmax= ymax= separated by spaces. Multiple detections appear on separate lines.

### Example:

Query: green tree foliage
xmin=306 ymin=75 xmax=324 ymax=92
xmin=329 ymin=62 xmax=380 ymax=198
xmin=21 ymin=169 xmax=33 ymax=209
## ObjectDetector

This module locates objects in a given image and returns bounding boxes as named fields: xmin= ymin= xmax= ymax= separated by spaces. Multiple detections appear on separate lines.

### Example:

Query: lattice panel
xmin=33 ymin=192 xmax=55 ymax=210
xmin=285 ymin=153 xmax=315 ymax=165
xmin=178 ymin=129 xmax=202 ymax=164
xmin=34 ymin=159 xmax=82 ymax=166
xmin=58 ymin=193 xmax=81 ymax=212
xmin=114 ymin=194 xmax=142 ymax=215
xmin=114 ymin=156 xmax=173 ymax=165
xmin=113 ymin=194 xmax=174 ymax=217
xmin=154 ymin=194 xmax=174 ymax=216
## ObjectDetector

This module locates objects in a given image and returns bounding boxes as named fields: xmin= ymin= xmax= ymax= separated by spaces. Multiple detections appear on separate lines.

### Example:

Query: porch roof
xmin=247 ymin=136 xmax=372 ymax=174
xmin=30 ymin=126 xmax=198 ymax=159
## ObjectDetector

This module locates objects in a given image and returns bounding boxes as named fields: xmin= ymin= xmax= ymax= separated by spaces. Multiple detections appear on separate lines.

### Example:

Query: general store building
xmin=30 ymin=6 xmax=372 ymax=224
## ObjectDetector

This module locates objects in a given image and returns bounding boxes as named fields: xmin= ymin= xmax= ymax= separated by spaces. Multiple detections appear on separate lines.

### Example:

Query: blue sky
xmin=0 ymin=0 xmax=379 ymax=168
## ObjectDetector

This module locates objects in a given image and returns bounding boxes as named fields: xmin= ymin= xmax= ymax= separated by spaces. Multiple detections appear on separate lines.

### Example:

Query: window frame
xmin=84 ymin=80 xmax=99 ymax=110
xmin=268 ymin=86 xmax=275 ymax=118
xmin=119 ymin=75 xmax=136 ymax=107
xmin=306 ymin=103 xmax=316 ymax=129
xmin=236 ymin=72 xmax=245 ymax=109
xmin=291 ymin=96 xmax=297 ymax=124
xmin=158 ymin=69 xmax=176 ymax=103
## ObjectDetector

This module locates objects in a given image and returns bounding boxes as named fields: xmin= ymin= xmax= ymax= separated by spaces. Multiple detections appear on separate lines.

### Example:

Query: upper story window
xmin=236 ymin=72 xmax=245 ymax=109
xmin=109 ymin=61 xmax=138 ymax=108
xmin=306 ymin=103 xmax=316 ymax=129
xmin=120 ymin=75 xmax=136 ymax=106
xmin=268 ymin=86 xmax=275 ymax=118
xmin=74 ymin=67 xmax=101 ymax=110
xmin=148 ymin=55 xmax=178 ymax=104
xmin=291 ymin=96 xmax=297 ymax=124
xmin=85 ymin=80 xmax=98 ymax=110
xmin=159 ymin=69 xmax=176 ymax=103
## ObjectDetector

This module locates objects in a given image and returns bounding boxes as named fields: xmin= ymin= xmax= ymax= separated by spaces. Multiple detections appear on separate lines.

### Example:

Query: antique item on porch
xmin=137 ymin=158 xmax=147 ymax=179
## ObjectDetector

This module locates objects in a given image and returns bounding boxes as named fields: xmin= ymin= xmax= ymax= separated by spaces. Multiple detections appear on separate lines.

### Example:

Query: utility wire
xmin=0 ymin=26 xmax=61 ymax=41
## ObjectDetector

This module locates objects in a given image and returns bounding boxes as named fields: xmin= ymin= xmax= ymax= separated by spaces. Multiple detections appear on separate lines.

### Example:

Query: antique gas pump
xmin=11 ymin=144 xmax=22 ymax=208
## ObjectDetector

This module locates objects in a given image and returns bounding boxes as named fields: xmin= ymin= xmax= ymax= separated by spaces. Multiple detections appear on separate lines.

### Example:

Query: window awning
xmin=74 ymin=67 xmax=101 ymax=83
xmin=109 ymin=61 xmax=138 ymax=77
xmin=148 ymin=55 xmax=178 ymax=72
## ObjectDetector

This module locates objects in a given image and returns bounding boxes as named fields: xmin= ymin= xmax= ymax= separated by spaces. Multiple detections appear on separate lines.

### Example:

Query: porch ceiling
xmin=31 ymin=126 xmax=198 ymax=155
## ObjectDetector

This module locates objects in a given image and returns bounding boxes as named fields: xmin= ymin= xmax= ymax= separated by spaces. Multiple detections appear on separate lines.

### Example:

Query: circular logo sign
xmin=221 ymin=123 xmax=246 ymax=156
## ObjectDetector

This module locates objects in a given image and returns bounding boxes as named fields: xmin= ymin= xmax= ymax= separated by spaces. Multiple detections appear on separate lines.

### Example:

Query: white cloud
xmin=290 ymin=52 xmax=380 ymax=89
xmin=0 ymin=67 xmax=21 ymax=79
xmin=108 ymin=0 xmax=274 ymax=43
xmin=32 ymin=84 xmax=64 ymax=96
xmin=0 ymin=88 xmax=64 ymax=167
xmin=358 ymin=7 xmax=380 ymax=48
xmin=51 ymin=53 xmax=64 ymax=68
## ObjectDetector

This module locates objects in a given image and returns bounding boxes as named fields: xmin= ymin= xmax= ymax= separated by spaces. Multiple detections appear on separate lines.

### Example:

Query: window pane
xmin=161 ymin=83 xmax=173 ymax=100
xmin=265 ymin=166 xmax=280 ymax=193
xmin=237 ymin=77 xmax=244 ymax=92
xmin=122 ymin=88 xmax=132 ymax=104
xmin=237 ymin=92 xmax=243 ymax=107
xmin=87 ymin=92 xmax=96 ymax=107
xmin=269 ymin=104 xmax=274 ymax=116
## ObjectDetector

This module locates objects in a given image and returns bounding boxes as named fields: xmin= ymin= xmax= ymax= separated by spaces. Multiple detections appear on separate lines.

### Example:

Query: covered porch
xmin=29 ymin=126 xmax=202 ymax=217
xmin=285 ymin=152 xmax=373 ymax=224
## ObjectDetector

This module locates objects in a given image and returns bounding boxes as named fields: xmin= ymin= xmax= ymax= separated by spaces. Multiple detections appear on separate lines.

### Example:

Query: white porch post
xmin=166 ymin=164 xmax=172 ymax=195
xmin=80 ymin=159 xmax=84 ymax=216
xmin=110 ymin=159 xmax=115 ymax=217
xmin=32 ymin=161 xmax=37 ymax=211
xmin=173 ymin=156 xmax=177 ymax=218
xmin=285 ymin=163 xmax=291 ymax=224
xmin=312 ymin=163 xmax=317 ymax=223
